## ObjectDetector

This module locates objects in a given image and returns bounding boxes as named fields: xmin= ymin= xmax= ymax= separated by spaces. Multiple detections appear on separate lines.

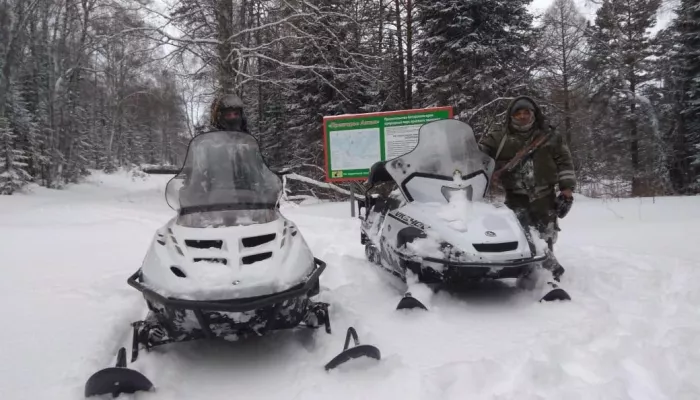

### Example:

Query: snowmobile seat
xmin=367 ymin=161 xmax=393 ymax=188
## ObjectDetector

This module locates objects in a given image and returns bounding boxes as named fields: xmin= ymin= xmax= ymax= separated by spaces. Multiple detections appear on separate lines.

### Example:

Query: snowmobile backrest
xmin=367 ymin=161 xmax=393 ymax=187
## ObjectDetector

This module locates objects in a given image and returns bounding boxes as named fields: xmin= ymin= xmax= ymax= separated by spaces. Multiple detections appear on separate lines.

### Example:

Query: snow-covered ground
xmin=1 ymin=170 xmax=699 ymax=400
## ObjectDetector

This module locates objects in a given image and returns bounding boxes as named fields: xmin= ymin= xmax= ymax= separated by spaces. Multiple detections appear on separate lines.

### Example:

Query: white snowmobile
xmin=85 ymin=130 xmax=379 ymax=398
xmin=357 ymin=119 xmax=571 ymax=310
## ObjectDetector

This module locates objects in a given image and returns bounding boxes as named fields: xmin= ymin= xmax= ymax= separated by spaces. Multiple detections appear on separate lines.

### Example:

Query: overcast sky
xmin=528 ymin=0 xmax=676 ymax=31
xmin=530 ymin=0 xmax=599 ymax=19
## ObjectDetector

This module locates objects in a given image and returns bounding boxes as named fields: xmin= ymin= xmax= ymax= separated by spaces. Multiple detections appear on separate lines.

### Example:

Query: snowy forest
xmin=0 ymin=0 xmax=698 ymax=197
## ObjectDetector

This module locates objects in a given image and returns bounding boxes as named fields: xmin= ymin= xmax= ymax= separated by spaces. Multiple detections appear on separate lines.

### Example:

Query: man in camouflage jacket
xmin=478 ymin=96 xmax=576 ymax=280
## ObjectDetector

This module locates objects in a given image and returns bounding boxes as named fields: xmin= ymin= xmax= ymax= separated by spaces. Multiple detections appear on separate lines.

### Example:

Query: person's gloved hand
xmin=556 ymin=190 xmax=574 ymax=218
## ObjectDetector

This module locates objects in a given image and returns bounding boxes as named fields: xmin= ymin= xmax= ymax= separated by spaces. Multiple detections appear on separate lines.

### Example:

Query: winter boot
xmin=544 ymin=239 xmax=565 ymax=282
xmin=552 ymin=265 xmax=565 ymax=282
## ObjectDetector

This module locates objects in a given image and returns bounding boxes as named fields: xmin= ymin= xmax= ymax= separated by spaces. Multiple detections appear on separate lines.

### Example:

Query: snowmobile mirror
xmin=85 ymin=347 xmax=154 ymax=398
xmin=165 ymin=176 xmax=184 ymax=211
xmin=324 ymin=327 xmax=381 ymax=371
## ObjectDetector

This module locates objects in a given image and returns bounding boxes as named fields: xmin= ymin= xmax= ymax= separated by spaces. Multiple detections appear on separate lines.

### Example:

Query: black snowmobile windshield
xmin=165 ymin=131 xmax=282 ymax=216
xmin=384 ymin=119 xmax=495 ymax=204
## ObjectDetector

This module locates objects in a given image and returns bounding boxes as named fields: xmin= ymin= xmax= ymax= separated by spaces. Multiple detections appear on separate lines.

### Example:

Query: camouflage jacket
xmin=478 ymin=96 xmax=576 ymax=198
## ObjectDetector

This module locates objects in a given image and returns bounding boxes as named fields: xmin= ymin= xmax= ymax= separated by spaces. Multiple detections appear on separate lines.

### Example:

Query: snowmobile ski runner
xmin=84 ymin=347 xmax=153 ymax=398
xmin=356 ymin=119 xmax=572 ymax=309
xmin=396 ymin=292 xmax=429 ymax=311
xmin=85 ymin=130 xmax=375 ymax=397
xmin=324 ymin=327 xmax=381 ymax=371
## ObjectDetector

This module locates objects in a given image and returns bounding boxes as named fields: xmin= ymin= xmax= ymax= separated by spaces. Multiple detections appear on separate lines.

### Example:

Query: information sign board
xmin=323 ymin=107 xmax=453 ymax=182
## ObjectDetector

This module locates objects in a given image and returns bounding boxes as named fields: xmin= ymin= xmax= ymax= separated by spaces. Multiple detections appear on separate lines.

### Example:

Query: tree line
xmin=1 ymin=0 xmax=698 ymax=198
xmin=0 ymin=0 xmax=190 ymax=194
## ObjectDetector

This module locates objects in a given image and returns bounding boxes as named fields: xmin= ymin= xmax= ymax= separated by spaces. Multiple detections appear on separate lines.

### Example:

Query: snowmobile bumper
xmin=403 ymin=253 xmax=549 ymax=283
xmin=127 ymin=257 xmax=330 ymax=350
xmin=128 ymin=257 xmax=325 ymax=313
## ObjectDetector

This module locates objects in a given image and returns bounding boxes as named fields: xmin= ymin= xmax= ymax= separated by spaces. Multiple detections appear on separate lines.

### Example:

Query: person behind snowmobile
xmin=209 ymin=93 xmax=249 ymax=133
xmin=177 ymin=94 xmax=253 ymax=200
xmin=478 ymin=96 xmax=576 ymax=281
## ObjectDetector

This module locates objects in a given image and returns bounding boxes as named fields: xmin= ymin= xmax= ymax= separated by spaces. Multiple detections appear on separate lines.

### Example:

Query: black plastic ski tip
xmin=396 ymin=292 xmax=428 ymax=311
xmin=85 ymin=347 xmax=154 ymax=398
xmin=324 ymin=327 xmax=381 ymax=371
xmin=540 ymin=288 xmax=572 ymax=302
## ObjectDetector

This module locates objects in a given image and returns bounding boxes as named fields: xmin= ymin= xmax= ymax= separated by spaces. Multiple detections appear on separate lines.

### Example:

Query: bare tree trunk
xmin=626 ymin=8 xmax=640 ymax=196
xmin=378 ymin=0 xmax=384 ymax=56
xmin=558 ymin=2 xmax=571 ymax=144
xmin=0 ymin=1 xmax=40 ymax=118
xmin=394 ymin=0 xmax=406 ymax=107
xmin=256 ymin=1 xmax=263 ymax=130
xmin=405 ymin=0 xmax=414 ymax=108
xmin=630 ymin=72 xmax=640 ymax=195
xmin=216 ymin=0 xmax=236 ymax=93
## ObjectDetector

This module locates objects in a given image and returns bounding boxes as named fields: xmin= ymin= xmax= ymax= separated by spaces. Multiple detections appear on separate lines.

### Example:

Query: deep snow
xmin=1 ymin=170 xmax=699 ymax=400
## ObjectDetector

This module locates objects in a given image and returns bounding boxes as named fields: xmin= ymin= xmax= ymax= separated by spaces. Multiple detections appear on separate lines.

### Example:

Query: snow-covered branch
xmin=285 ymin=173 xmax=363 ymax=200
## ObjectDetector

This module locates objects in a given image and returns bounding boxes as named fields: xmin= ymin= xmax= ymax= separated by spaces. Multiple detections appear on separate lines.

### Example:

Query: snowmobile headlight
xmin=439 ymin=241 xmax=464 ymax=261
xmin=441 ymin=185 xmax=473 ymax=202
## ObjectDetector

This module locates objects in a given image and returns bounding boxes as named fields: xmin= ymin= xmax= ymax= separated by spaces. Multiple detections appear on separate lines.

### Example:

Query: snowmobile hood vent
xmin=194 ymin=258 xmax=228 ymax=265
xmin=473 ymin=242 xmax=518 ymax=253
xmin=241 ymin=233 xmax=276 ymax=248
xmin=185 ymin=239 xmax=223 ymax=249
xmin=242 ymin=252 xmax=273 ymax=265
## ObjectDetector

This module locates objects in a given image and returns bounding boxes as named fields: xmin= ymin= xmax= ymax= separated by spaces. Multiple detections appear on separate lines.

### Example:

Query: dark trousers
xmin=504 ymin=189 xmax=563 ymax=274
xmin=504 ymin=189 xmax=558 ymax=247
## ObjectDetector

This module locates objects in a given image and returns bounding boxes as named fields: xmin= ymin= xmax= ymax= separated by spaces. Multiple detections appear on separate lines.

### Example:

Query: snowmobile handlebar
xmin=127 ymin=258 xmax=326 ymax=313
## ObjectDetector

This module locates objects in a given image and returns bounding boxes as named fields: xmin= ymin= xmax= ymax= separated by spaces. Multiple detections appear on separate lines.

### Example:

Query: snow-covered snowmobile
xmin=357 ymin=119 xmax=571 ymax=310
xmin=85 ymin=130 xmax=379 ymax=398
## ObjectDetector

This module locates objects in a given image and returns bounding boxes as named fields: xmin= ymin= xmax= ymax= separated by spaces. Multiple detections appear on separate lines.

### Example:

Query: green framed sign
xmin=322 ymin=107 xmax=453 ymax=182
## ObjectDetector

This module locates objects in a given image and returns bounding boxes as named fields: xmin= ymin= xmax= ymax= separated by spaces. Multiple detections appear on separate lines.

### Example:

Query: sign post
xmin=350 ymin=184 xmax=356 ymax=217
xmin=322 ymin=107 xmax=453 ymax=183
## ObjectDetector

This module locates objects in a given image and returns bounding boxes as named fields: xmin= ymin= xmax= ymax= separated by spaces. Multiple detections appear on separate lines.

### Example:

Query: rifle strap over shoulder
xmin=495 ymin=129 xmax=553 ymax=176
xmin=494 ymin=133 xmax=508 ymax=161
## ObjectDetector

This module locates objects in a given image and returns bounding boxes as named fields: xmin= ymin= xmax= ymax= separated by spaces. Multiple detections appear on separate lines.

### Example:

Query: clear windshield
xmin=165 ymin=131 xmax=282 ymax=213
xmin=384 ymin=119 xmax=495 ymax=204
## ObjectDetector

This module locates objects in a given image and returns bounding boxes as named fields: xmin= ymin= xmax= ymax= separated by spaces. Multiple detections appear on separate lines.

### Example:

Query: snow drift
xmin=1 ymin=170 xmax=699 ymax=399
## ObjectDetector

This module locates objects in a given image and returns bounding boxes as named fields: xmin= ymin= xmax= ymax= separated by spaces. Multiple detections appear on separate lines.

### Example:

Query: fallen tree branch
xmin=286 ymin=172 xmax=363 ymax=200
xmin=286 ymin=195 xmax=319 ymax=201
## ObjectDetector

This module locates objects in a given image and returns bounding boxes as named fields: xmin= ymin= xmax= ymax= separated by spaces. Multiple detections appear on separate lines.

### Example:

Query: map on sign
xmin=323 ymin=107 xmax=453 ymax=182
xmin=328 ymin=128 xmax=381 ymax=171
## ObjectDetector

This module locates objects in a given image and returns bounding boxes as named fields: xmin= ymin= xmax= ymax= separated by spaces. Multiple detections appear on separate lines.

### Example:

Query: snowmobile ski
xmin=539 ymin=282 xmax=572 ymax=302
xmin=396 ymin=292 xmax=428 ymax=311
xmin=324 ymin=327 xmax=381 ymax=371
xmin=84 ymin=347 xmax=154 ymax=398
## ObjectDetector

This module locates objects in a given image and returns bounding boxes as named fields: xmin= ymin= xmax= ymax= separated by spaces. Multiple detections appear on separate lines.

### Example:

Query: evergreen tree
xmin=676 ymin=0 xmax=700 ymax=191
xmin=284 ymin=0 xmax=375 ymax=174
xmin=587 ymin=0 xmax=663 ymax=196
xmin=540 ymin=0 xmax=589 ymax=144
xmin=0 ymin=115 xmax=32 ymax=194
xmin=414 ymin=0 xmax=535 ymax=120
